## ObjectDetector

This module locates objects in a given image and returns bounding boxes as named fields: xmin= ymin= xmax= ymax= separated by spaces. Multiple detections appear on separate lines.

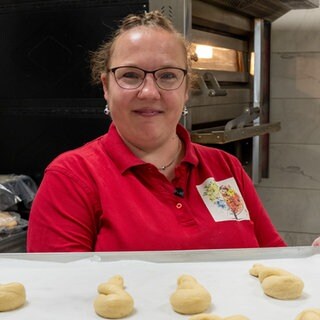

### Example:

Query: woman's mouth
xmin=133 ymin=109 xmax=163 ymax=116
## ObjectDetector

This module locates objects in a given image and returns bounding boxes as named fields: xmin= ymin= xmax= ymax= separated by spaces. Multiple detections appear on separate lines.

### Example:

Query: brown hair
xmin=90 ymin=10 xmax=193 ymax=88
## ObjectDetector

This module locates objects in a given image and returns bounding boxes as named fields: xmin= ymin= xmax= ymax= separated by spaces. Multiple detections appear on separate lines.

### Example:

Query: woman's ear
xmin=101 ymin=73 xmax=109 ymax=101
xmin=184 ymin=90 xmax=189 ymax=105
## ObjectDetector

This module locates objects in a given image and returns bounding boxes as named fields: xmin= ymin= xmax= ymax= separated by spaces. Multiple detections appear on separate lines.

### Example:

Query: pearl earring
xmin=104 ymin=104 xmax=110 ymax=116
xmin=182 ymin=106 xmax=188 ymax=116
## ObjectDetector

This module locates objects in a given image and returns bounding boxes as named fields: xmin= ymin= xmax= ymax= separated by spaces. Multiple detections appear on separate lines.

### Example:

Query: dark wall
xmin=0 ymin=114 xmax=111 ymax=184
xmin=0 ymin=0 xmax=148 ymax=184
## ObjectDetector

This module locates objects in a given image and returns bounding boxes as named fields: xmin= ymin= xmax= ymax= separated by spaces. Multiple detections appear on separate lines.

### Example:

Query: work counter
xmin=0 ymin=246 xmax=319 ymax=319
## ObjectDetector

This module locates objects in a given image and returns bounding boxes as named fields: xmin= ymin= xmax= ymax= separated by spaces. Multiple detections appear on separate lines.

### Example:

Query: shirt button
xmin=176 ymin=203 xmax=183 ymax=209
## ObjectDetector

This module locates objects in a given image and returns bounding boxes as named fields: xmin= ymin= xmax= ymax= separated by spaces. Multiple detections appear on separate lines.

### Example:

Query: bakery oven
xmin=150 ymin=0 xmax=319 ymax=182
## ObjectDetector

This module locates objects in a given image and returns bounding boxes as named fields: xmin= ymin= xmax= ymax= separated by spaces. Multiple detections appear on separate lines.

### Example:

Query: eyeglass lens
xmin=112 ymin=67 xmax=186 ymax=90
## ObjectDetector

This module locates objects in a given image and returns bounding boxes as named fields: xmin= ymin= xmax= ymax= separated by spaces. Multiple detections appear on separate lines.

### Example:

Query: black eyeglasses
xmin=108 ymin=66 xmax=187 ymax=90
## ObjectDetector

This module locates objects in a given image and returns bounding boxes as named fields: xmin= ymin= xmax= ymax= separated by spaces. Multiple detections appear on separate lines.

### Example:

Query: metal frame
xmin=252 ymin=19 xmax=263 ymax=184
xmin=149 ymin=0 xmax=192 ymax=38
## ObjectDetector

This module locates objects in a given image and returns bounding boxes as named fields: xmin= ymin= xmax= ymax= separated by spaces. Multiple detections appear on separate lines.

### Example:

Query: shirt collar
xmin=101 ymin=122 xmax=198 ymax=174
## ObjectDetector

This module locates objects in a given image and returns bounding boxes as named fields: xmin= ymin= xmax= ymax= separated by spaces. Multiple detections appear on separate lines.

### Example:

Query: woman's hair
xmin=90 ymin=10 xmax=193 ymax=87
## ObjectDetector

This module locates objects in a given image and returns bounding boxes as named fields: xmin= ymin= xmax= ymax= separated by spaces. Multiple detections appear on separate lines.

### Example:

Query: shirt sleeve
xmin=27 ymin=168 xmax=100 ymax=252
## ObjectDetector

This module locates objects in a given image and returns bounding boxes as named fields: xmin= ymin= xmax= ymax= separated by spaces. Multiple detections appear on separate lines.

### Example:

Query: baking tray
xmin=0 ymin=246 xmax=319 ymax=319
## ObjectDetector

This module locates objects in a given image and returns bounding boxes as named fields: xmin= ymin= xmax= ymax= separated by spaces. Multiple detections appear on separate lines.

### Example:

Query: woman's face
xmin=101 ymin=26 xmax=189 ymax=150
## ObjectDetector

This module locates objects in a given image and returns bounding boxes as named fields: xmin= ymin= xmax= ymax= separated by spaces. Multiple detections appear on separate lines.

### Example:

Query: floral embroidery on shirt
xmin=197 ymin=177 xmax=249 ymax=222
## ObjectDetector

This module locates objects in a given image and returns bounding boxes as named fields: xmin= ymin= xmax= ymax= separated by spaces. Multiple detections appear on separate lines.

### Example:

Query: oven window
xmin=191 ymin=43 xmax=245 ymax=72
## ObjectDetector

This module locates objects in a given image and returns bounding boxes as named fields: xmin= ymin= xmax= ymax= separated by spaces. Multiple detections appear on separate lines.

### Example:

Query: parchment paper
xmin=0 ymin=252 xmax=319 ymax=319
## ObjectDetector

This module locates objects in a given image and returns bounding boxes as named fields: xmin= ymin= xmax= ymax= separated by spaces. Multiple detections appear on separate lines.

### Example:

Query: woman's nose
xmin=137 ymin=74 xmax=161 ymax=99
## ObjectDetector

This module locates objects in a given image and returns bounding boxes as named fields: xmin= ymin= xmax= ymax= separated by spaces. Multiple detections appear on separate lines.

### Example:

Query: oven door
xmin=185 ymin=6 xmax=280 ymax=145
xmin=149 ymin=0 xmax=280 ymax=145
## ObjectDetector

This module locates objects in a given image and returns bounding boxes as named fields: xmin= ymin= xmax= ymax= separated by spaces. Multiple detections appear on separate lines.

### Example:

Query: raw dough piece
xmin=170 ymin=274 xmax=211 ymax=315
xmin=94 ymin=275 xmax=134 ymax=319
xmin=295 ymin=308 xmax=320 ymax=320
xmin=0 ymin=282 xmax=26 ymax=311
xmin=189 ymin=313 xmax=249 ymax=320
xmin=249 ymin=263 xmax=304 ymax=300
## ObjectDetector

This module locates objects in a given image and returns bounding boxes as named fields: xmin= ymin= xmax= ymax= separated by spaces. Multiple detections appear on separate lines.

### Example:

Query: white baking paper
xmin=0 ymin=251 xmax=319 ymax=319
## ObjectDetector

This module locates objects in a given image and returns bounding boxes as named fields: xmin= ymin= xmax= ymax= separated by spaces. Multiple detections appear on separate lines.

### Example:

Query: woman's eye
xmin=159 ymin=72 xmax=177 ymax=80
xmin=122 ymin=72 xmax=140 ymax=79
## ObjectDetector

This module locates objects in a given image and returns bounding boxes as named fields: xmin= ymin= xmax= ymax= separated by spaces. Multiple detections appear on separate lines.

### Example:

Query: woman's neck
xmin=120 ymin=133 xmax=184 ymax=179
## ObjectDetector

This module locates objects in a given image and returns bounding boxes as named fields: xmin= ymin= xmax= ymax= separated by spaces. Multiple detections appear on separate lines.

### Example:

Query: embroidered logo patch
xmin=196 ymin=177 xmax=249 ymax=221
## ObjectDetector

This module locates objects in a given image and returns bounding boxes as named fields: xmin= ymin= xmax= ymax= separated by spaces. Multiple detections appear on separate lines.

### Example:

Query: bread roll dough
xmin=170 ymin=274 xmax=211 ymax=315
xmin=94 ymin=275 xmax=134 ymax=319
xmin=249 ymin=263 xmax=304 ymax=300
xmin=0 ymin=282 xmax=26 ymax=312
xmin=189 ymin=313 xmax=249 ymax=320
xmin=295 ymin=309 xmax=320 ymax=320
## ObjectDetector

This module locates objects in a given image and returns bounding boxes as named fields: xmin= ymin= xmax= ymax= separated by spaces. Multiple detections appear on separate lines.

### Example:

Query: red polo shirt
xmin=27 ymin=123 xmax=286 ymax=252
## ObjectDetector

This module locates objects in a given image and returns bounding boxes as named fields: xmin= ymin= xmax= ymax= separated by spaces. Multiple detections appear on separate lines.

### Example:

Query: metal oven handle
xmin=225 ymin=106 xmax=260 ymax=131
xmin=197 ymin=72 xmax=227 ymax=97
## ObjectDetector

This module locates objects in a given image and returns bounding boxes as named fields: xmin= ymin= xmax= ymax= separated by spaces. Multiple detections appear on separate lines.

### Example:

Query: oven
xmin=149 ymin=0 xmax=319 ymax=182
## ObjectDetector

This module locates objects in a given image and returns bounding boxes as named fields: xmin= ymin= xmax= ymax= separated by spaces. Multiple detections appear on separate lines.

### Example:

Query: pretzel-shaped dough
xmin=295 ymin=308 xmax=320 ymax=320
xmin=189 ymin=313 xmax=249 ymax=320
xmin=0 ymin=282 xmax=26 ymax=312
xmin=94 ymin=275 xmax=134 ymax=319
xmin=249 ymin=263 xmax=304 ymax=300
xmin=170 ymin=274 xmax=211 ymax=315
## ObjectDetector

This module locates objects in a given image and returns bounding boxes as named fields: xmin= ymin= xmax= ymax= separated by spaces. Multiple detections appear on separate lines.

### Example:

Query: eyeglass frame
xmin=107 ymin=66 xmax=188 ymax=91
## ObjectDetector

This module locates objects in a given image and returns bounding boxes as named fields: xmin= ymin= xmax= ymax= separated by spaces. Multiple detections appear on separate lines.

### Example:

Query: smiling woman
xmin=98 ymin=21 xmax=190 ymax=164
xmin=26 ymin=11 xmax=286 ymax=252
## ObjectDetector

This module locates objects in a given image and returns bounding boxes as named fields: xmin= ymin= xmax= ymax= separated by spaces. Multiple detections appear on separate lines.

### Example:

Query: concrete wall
xmin=256 ymin=7 xmax=320 ymax=246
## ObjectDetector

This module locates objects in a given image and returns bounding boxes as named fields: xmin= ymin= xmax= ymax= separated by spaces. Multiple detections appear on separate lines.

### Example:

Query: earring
xmin=104 ymin=104 xmax=110 ymax=116
xmin=182 ymin=106 xmax=188 ymax=116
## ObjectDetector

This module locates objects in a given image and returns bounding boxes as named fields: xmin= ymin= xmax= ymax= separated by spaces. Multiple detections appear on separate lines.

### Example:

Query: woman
xmin=27 ymin=11 xmax=286 ymax=252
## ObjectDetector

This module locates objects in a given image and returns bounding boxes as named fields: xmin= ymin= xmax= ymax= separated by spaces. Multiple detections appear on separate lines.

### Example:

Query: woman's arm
xmin=27 ymin=169 xmax=100 ymax=252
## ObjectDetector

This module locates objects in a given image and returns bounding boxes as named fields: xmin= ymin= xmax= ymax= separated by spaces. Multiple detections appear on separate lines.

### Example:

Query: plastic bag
xmin=0 ymin=174 xmax=38 ymax=210
xmin=0 ymin=184 xmax=21 ymax=211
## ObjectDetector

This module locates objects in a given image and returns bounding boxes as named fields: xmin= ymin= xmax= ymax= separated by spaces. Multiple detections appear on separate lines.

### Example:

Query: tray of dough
xmin=0 ymin=246 xmax=319 ymax=320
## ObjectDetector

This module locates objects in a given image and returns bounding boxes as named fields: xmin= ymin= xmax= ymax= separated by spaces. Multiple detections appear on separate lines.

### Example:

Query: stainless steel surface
xmin=149 ymin=0 xmax=318 ymax=178
xmin=225 ymin=106 xmax=260 ymax=130
xmin=149 ymin=0 xmax=192 ymax=38
xmin=149 ymin=0 xmax=255 ymax=133
xmin=197 ymin=0 xmax=319 ymax=22
xmin=197 ymin=72 xmax=227 ymax=97
xmin=252 ymin=18 xmax=264 ymax=183
xmin=191 ymin=122 xmax=281 ymax=144
xmin=0 ymin=246 xmax=318 ymax=263
xmin=192 ymin=0 xmax=252 ymax=34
